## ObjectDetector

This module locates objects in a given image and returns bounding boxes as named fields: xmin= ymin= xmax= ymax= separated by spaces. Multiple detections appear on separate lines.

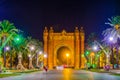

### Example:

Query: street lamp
xmin=28 ymin=54 xmax=31 ymax=58
xmin=44 ymin=54 xmax=47 ymax=58
xmin=5 ymin=46 xmax=10 ymax=51
xmin=4 ymin=46 xmax=10 ymax=68
xmin=66 ymin=53 xmax=69 ymax=68
xmin=36 ymin=51 xmax=42 ymax=67
xmin=109 ymin=37 xmax=113 ymax=42
xmin=28 ymin=54 xmax=34 ymax=69
xmin=92 ymin=45 xmax=100 ymax=68
xmin=38 ymin=51 xmax=42 ymax=55
xmin=90 ymin=52 xmax=94 ymax=65
xmin=43 ymin=54 xmax=47 ymax=68
xmin=30 ymin=45 xmax=35 ymax=51
xmin=109 ymin=36 xmax=114 ymax=69
xmin=92 ymin=45 xmax=98 ymax=51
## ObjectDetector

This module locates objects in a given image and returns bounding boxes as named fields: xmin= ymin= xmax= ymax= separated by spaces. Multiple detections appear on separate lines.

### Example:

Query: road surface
xmin=1 ymin=69 xmax=120 ymax=80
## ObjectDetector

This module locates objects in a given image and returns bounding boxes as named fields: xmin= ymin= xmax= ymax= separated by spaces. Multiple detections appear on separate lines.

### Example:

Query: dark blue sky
xmin=0 ymin=0 xmax=120 ymax=41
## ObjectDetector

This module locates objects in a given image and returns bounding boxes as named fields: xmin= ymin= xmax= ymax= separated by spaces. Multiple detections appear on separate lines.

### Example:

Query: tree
xmin=102 ymin=16 xmax=120 ymax=68
xmin=85 ymin=33 xmax=100 ymax=68
xmin=26 ymin=37 xmax=42 ymax=69
xmin=0 ymin=20 xmax=19 ymax=68
xmin=103 ymin=16 xmax=120 ymax=43
xmin=105 ymin=16 xmax=120 ymax=30
xmin=15 ymin=35 xmax=26 ymax=70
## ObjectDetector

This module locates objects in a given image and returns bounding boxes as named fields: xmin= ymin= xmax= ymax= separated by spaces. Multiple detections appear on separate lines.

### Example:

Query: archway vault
xmin=43 ymin=27 xmax=86 ymax=69
xmin=54 ymin=44 xmax=74 ymax=67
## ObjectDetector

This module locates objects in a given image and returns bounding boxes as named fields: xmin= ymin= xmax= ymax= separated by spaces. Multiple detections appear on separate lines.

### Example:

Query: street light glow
xmin=16 ymin=38 xmax=20 ymax=41
xmin=44 ymin=54 xmax=47 ymax=58
xmin=93 ymin=45 xmax=98 ymax=51
xmin=85 ymin=51 xmax=90 ymax=55
xmin=30 ymin=46 xmax=35 ymax=51
xmin=38 ymin=51 xmax=42 ymax=54
xmin=109 ymin=37 xmax=113 ymax=41
xmin=5 ymin=46 xmax=10 ymax=51
xmin=66 ymin=53 xmax=69 ymax=57
xmin=28 ymin=54 xmax=31 ymax=57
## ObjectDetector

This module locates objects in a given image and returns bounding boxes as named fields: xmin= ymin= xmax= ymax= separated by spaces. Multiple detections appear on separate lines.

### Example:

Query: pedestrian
xmin=43 ymin=66 xmax=48 ymax=72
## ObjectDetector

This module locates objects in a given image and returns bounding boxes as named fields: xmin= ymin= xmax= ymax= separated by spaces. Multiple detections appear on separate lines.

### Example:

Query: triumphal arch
xmin=43 ymin=27 xmax=85 ymax=69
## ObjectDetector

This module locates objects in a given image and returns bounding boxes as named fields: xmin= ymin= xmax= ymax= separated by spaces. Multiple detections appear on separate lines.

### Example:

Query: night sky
xmin=0 ymin=0 xmax=120 ymax=41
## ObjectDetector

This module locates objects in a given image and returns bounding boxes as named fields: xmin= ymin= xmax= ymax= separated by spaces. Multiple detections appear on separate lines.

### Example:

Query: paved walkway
xmin=0 ymin=69 xmax=120 ymax=80
xmin=109 ymin=70 xmax=120 ymax=74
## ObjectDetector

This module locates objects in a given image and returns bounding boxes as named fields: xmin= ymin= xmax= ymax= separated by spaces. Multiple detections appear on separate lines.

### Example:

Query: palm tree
xmin=0 ymin=20 xmax=19 ymax=68
xmin=105 ymin=16 xmax=120 ymax=29
xmin=102 ymin=16 xmax=120 ymax=68
xmin=15 ymin=36 xmax=26 ymax=70
xmin=103 ymin=16 xmax=120 ymax=43
xmin=26 ymin=37 xmax=42 ymax=69
xmin=93 ymin=40 xmax=111 ymax=66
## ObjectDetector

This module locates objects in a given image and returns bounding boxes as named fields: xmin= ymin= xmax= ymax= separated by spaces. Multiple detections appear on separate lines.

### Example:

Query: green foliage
xmin=85 ymin=50 xmax=90 ymax=55
xmin=106 ymin=16 xmax=120 ymax=26
xmin=0 ymin=61 xmax=2 ymax=65
xmin=0 ymin=20 xmax=18 ymax=34
xmin=0 ymin=74 xmax=20 ymax=78
xmin=2 ymin=67 xmax=6 ymax=72
xmin=92 ymin=64 xmax=97 ymax=68
xmin=87 ymin=33 xmax=98 ymax=47
xmin=0 ymin=20 xmax=44 ymax=70
xmin=14 ymin=35 xmax=24 ymax=45
xmin=87 ymin=62 xmax=91 ymax=67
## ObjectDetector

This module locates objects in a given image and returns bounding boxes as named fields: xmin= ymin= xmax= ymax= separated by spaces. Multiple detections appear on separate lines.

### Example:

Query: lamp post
xmin=44 ymin=54 xmax=47 ymax=58
xmin=92 ymin=45 xmax=100 ymax=68
xmin=4 ymin=46 xmax=10 ymax=68
xmin=109 ymin=36 xmax=114 ymax=69
xmin=43 ymin=54 xmax=47 ymax=68
xmin=90 ymin=52 xmax=94 ymax=65
xmin=28 ymin=45 xmax=35 ymax=69
xmin=30 ymin=45 xmax=35 ymax=51
xmin=66 ymin=53 xmax=69 ymax=68
xmin=36 ymin=51 xmax=42 ymax=67
xmin=28 ymin=54 xmax=32 ymax=69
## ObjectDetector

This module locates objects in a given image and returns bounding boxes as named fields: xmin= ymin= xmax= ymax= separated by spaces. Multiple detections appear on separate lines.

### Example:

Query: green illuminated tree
xmin=14 ymin=35 xmax=26 ymax=70
xmin=0 ymin=20 xmax=19 ymax=68
xmin=85 ymin=33 xmax=100 ymax=66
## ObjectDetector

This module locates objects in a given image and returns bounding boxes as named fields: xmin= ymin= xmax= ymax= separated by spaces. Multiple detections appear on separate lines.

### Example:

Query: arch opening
xmin=56 ymin=46 xmax=72 ymax=66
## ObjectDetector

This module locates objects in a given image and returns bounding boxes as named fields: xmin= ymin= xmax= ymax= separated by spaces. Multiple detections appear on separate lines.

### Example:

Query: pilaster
xmin=43 ymin=27 xmax=48 ymax=66
xmin=48 ymin=27 xmax=54 ymax=69
xmin=80 ymin=27 xmax=85 ymax=68
xmin=74 ymin=27 xmax=80 ymax=69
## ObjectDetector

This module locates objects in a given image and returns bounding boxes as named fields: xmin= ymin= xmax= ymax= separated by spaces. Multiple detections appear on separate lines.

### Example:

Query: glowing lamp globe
xmin=109 ymin=37 xmax=113 ymax=41
xmin=44 ymin=54 xmax=47 ymax=58
xmin=93 ymin=45 xmax=98 ymax=51
xmin=5 ymin=46 xmax=10 ymax=51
